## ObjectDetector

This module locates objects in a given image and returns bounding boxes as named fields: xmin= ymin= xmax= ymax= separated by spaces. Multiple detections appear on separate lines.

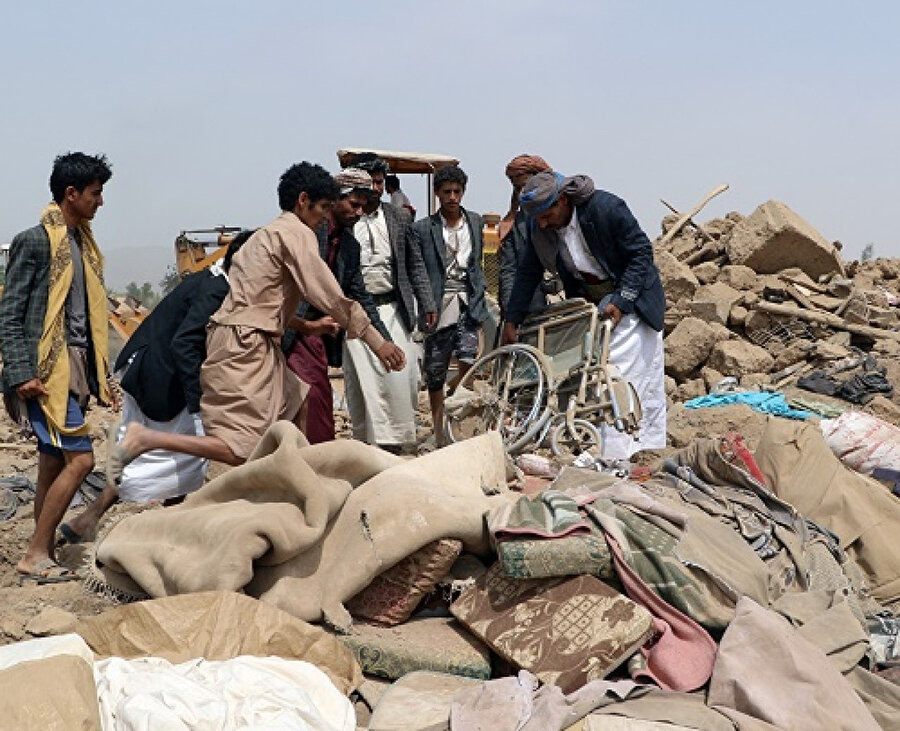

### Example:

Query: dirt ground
xmin=0 ymin=373 xmax=840 ymax=647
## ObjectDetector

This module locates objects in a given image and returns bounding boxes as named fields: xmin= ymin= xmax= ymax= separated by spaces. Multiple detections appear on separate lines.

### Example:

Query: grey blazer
xmin=410 ymin=208 xmax=488 ymax=327
xmin=0 ymin=225 xmax=51 ymax=391
xmin=381 ymin=202 xmax=435 ymax=331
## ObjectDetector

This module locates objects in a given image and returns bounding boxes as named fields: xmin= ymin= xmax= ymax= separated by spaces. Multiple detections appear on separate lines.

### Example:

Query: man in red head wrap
xmin=498 ymin=155 xmax=559 ymax=318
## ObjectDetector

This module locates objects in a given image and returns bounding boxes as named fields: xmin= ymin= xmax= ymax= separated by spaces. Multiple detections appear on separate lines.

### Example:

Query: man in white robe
xmin=343 ymin=154 xmax=437 ymax=450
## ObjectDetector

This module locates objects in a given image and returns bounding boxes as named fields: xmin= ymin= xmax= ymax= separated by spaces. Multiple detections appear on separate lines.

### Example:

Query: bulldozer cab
xmin=174 ymin=226 xmax=244 ymax=278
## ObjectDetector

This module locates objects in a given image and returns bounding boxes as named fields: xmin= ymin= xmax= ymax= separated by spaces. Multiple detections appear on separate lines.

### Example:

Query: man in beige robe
xmin=108 ymin=162 xmax=403 ymax=477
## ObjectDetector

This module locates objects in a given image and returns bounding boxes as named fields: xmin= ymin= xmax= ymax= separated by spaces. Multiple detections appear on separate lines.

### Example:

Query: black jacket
xmin=284 ymin=223 xmax=391 ymax=368
xmin=499 ymin=210 xmax=549 ymax=316
xmin=116 ymin=269 xmax=228 ymax=421
xmin=506 ymin=190 xmax=665 ymax=331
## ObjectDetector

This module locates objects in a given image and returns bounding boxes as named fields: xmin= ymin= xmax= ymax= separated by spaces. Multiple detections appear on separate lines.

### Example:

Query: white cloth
xmin=600 ymin=314 xmax=666 ymax=459
xmin=353 ymin=207 xmax=393 ymax=295
xmin=343 ymin=301 xmax=422 ymax=445
xmin=0 ymin=633 xmax=95 ymax=672
xmin=560 ymin=209 xmax=608 ymax=280
xmin=441 ymin=214 xmax=472 ymax=275
xmin=118 ymin=391 xmax=208 ymax=503
xmin=94 ymin=655 xmax=355 ymax=731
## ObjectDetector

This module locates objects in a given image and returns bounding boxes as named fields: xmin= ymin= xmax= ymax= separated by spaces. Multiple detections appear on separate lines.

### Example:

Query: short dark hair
xmin=224 ymin=228 xmax=256 ymax=271
xmin=434 ymin=165 xmax=467 ymax=191
xmin=277 ymin=162 xmax=340 ymax=211
xmin=49 ymin=152 xmax=112 ymax=203
xmin=348 ymin=152 xmax=389 ymax=175
xmin=385 ymin=174 xmax=400 ymax=192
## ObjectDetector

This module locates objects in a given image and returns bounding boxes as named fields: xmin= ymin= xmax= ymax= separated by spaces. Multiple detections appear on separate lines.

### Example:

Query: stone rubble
xmin=654 ymin=198 xmax=900 ymax=423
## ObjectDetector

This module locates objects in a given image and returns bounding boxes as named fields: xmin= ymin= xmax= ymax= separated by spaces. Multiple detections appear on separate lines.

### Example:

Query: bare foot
xmin=119 ymin=422 xmax=152 ymax=458
xmin=106 ymin=422 xmax=150 ymax=486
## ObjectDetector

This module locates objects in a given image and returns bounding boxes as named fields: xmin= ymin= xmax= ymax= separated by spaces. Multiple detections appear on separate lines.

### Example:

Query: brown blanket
xmin=754 ymin=418 xmax=900 ymax=609
xmin=95 ymin=423 xmax=511 ymax=630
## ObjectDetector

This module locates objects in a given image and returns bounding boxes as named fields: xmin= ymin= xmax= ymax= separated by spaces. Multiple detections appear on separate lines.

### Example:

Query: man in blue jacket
xmin=502 ymin=171 xmax=666 ymax=458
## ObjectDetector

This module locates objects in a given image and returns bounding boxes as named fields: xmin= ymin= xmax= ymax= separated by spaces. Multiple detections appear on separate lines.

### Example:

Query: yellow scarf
xmin=37 ymin=202 xmax=109 ymax=435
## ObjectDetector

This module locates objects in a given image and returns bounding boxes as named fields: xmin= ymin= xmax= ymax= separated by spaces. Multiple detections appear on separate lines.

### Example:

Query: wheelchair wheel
xmin=446 ymin=344 xmax=552 ymax=453
xmin=550 ymin=418 xmax=602 ymax=457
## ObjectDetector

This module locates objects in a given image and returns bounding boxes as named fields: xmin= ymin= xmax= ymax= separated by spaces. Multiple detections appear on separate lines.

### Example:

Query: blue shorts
xmin=26 ymin=397 xmax=93 ymax=458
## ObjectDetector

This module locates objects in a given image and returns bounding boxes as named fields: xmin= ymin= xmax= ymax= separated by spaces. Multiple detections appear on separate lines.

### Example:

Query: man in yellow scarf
xmin=0 ymin=152 xmax=112 ymax=582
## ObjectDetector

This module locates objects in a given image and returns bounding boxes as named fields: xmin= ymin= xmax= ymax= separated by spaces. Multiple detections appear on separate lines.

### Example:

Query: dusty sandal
xmin=18 ymin=559 xmax=81 ymax=585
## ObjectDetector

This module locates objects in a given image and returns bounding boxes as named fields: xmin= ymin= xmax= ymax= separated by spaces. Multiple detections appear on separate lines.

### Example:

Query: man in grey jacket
xmin=344 ymin=154 xmax=437 ymax=451
xmin=411 ymin=165 xmax=488 ymax=446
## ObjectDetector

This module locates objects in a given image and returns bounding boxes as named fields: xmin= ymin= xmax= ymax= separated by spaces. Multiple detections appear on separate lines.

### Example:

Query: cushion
xmin=339 ymin=617 xmax=491 ymax=681
xmin=451 ymin=564 xmax=654 ymax=692
xmin=497 ymin=533 xmax=612 ymax=580
xmin=347 ymin=539 xmax=463 ymax=626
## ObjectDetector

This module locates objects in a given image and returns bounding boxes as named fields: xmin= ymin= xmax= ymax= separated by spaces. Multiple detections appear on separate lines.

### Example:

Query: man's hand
xmin=298 ymin=316 xmax=341 ymax=338
xmin=501 ymin=321 xmax=518 ymax=346
xmin=16 ymin=378 xmax=48 ymax=400
xmin=601 ymin=302 xmax=623 ymax=328
xmin=376 ymin=342 xmax=406 ymax=371
xmin=424 ymin=311 xmax=438 ymax=330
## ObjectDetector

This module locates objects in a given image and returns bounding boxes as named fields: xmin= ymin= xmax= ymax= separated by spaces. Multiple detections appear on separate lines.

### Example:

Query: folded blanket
xmin=94 ymin=423 xmax=512 ymax=629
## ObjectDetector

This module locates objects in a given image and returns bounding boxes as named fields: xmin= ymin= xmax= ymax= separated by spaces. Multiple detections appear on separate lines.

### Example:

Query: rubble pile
xmin=655 ymin=199 xmax=900 ymax=418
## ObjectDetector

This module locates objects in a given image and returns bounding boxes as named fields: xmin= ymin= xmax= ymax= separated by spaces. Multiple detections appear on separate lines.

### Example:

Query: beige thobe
xmin=200 ymin=212 xmax=385 ymax=459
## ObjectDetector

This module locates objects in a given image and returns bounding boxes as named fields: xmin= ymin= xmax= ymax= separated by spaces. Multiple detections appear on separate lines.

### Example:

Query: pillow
xmin=451 ymin=563 xmax=653 ymax=692
xmin=347 ymin=539 xmax=463 ymax=626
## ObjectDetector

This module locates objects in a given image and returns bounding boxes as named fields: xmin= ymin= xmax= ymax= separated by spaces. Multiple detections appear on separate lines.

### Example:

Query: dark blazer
xmin=115 ymin=269 xmax=229 ymax=421
xmin=286 ymin=224 xmax=391 ymax=368
xmin=505 ymin=190 xmax=666 ymax=331
xmin=0 ymin=224 xmax=102 ymax=397
xmin=499 ymin=210 xmax=548 ymax=316
xmin=410 ymin=208 xmax=488 ymax=327
xmin=380 ymin=202 xmax=435 ymax=331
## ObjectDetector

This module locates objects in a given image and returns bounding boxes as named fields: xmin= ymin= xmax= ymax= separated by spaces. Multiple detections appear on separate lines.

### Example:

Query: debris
xmin=724 ymin=200 xmax=845 ymax=279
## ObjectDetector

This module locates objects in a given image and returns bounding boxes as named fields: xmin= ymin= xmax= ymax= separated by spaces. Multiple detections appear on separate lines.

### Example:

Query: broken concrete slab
xmin=688 ymin=282 xmax=743 ymax=326
xmin=675 ymin=378 xmax=707 ymax=401
xmin=724 ymin=200 xmax=845 ymax=279
xmin=718 ymin=264 xmax=758 ymax=291
xmin=707 ymin=340 xmax=775 ymax=378
xmin=693 ymin=261 xmax=720 ymax=284
xmin=664 ymin=317 xmax=718 ymax=380
xmin=655 ymin=249 xmax=700 ymax=306
xmin=772 ymin=341 xmax=809 ymax=371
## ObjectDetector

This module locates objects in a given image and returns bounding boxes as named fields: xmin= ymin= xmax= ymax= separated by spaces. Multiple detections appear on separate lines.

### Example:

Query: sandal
xmin=18 ymin=558 xmax=81 ymax=585
xmin=56 ymin=522 xmax=85 ymax=546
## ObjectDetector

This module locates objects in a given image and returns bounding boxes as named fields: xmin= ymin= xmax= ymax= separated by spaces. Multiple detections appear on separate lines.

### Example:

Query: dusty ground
xmin=0 ymin=371 xmax=862 ymax=646
xmin=0 ymin=401 xmax=120 ymax=644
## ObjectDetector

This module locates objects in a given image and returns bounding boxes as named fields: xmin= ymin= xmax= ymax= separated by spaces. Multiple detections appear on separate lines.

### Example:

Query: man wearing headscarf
xmin=498 ymin=154 xmax=557 ymax=317
xmin=343 ymin=154 xmax=436 ymax=452
xmin=283 ymin=168 xmax=406 ymax=443
xmin=502 ymin=172 xmax=666 ymax=458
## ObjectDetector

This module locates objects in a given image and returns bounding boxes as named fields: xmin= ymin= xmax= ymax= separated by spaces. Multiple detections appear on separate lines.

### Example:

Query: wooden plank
xmin=659 ymin=183 xmax=730 ymax=246
xmin=751 ymin=300 xmax=900 ymax=343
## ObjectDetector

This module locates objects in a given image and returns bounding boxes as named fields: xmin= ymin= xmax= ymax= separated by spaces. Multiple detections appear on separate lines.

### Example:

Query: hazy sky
xmin=2 ymin=1 xmax=898 ymax=289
